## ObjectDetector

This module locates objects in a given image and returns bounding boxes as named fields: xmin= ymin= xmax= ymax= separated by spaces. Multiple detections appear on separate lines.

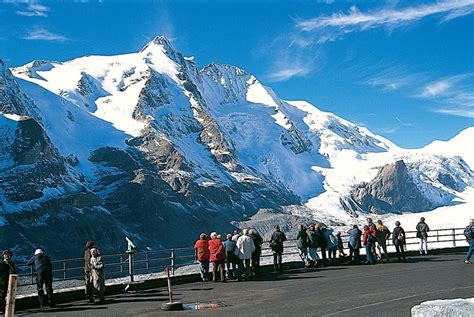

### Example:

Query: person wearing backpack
xmin=416 ymin=217 xmax=430 ymax=255
xmin=347 ymin=225 xmax=362 ymax=264
xmin=362 ymin=225 xmax=376 ymax=265
xmin=392 ymin=221 xmax=406 ymax=262
xmin=270 ymin=225 xmax=287 ymax=272
xmin=323 ymin=227 xmax=338 ymax=262
xmin=464 ymin=219 xmax=474 ymax=264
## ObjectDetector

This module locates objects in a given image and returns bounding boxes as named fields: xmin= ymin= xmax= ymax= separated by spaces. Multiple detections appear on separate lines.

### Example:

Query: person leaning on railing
xmin=27 ymin=249 xmax=54 ymax=308
xmin=416 ymin=217 xmax=430 ymax=255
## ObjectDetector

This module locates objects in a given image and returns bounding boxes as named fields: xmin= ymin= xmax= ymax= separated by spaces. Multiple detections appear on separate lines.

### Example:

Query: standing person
xmin=336 ymin=232 xmax=346 ymax=258
xmin=315 ymin=224 xmax=327 ymax=266
xmin=84 ymin=240 xmax=95 ymax=303
xmin=416 ymin=217 xmax=430 ymax=255
xmin=347 ymin=225 xmax=362 ymax=264
xmin=89 ymin=248 xmax=105 ymax=304
xmin=322 ymin=227 xmax=338 ymax=262
xmin=376 ymin=220 xmax=391 ymax=261
xmin=307 ymin=224 xmax=319 ymax=267
xmin=367 ymin=218 xmax=377 ymax=256
xmin=224 ymin=234 xmax=237 ymax=279
xmin=296 ymin=225 xmax=309 ymax=267
xmin=270 ymin=225 xmax=287 ymax=272
xmin=362 ymin=225 xmax=376 ymax=265
xmin=392 ymin=221 xmax=407 ymax=262
xmin=0 ymin=250 xmax=16 ymax=314
xmin=194 ymin=233 xmax=210 ymax=281
xmin=27 ymin=249 xmax=54 ymax=307
xmin=236 ymin=229 xmax=255 ymax=280
xmin=249 ymin=229 xmax=263 ymax=276
xmin=463 ymin=219 xmax=474 ymax=264
xmin=208 ymin=232 xmax=226 ymax=283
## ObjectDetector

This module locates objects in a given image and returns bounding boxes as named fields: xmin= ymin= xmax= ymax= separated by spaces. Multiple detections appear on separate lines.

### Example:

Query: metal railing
xmin=15 ymin=227 xmax=469 ymax=288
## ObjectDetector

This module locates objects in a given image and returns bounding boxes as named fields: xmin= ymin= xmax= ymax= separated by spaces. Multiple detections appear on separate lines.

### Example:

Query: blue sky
xmin=0 ymin=0 xmax=473 ymax=148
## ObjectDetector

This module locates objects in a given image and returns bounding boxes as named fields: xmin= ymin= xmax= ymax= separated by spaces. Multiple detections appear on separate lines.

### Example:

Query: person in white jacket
xmin=236 ymin=229 xmax=255 ymax=280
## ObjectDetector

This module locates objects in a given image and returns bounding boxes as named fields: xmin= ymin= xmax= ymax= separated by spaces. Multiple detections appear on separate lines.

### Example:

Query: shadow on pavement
xmin=18 ymin=305 xmax=108 ymax=315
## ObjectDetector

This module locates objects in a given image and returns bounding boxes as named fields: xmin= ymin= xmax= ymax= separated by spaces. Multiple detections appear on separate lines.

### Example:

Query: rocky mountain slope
xmin=1 ymin=36 xmax=472 ymax=257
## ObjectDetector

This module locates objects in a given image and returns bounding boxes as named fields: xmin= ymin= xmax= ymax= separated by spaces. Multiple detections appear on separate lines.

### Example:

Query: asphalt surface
xmin=17 ymin=252 xmax=474 ymax=317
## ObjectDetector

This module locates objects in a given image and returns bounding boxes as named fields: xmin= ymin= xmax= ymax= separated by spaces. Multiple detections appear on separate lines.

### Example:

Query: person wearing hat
xmin=27 ymin=249 xmax=54 ymax=307
xmin=208 ymin=232 xmax=226 ymax=282
xmin=236 ymin=229 xmax=255 ymax=280
xmin=416 ymin=217 xmax=430 ymax=255
xmin=0 ymin=250 xmax=16 ymax=313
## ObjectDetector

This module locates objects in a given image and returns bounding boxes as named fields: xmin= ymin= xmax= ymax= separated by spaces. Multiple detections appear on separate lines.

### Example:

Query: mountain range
xmin=1 ymin=36 xmax=472 ymax=258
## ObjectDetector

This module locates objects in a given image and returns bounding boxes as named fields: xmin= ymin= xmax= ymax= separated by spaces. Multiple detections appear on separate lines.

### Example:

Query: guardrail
xmin=14 ymin=227 xmax=469 ymax=288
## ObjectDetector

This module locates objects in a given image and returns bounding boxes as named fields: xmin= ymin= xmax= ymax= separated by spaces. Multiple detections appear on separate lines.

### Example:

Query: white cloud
xmin=419 ymin=74 xmax=470 ymax=97
xmin=4 ymin=0 xmax=50 ymax=17
xmin=364 ymin=68 xmax=426 ymax=92
xmin=267 ymin=63 xmax=312 ymax=82
xmin=21 ymin=28 xmax=68 ymax=41
xmin=434 ymin=107 xmax=474 ymax=118
xmin=296 ymin=0 xmax=474 ymax=42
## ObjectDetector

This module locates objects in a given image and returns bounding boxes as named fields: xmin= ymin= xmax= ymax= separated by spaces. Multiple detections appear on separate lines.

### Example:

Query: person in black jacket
xmin=249 ymin=229 xmax=263 ymax=276
xmin=296 ymin=225 xmax=309 ymax=267
xmin=0 ymin=250 xmax=16 ymax=314
xmin=392 ymin=221 xmax=406 ymax=262
xmin=27 ymin=249 xmax=54 ymax=307
xmin=270 ymin=225 xmax=287 ymax=272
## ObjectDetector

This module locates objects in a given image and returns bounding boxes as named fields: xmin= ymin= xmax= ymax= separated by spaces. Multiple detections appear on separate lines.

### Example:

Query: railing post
xmin=120 ymin=255 xmax=123 ymax=274
xmin=145 ymin=251 xmax=149 ymax=272
xmin=170 ymin=249 xmax=175 ymax=275
xmin=437 ymin=230 xmax=439 ymax=242
xmin=63 ymin=260 xmax=66 ymax=280
xmin=128 ymin=252 xmax=135 ymax=282
xmin=5 ymin=274 xmax=18 ymax=317
xmin=30 ymin=266 xmax=34 ymax=284
xmin=452 ymin=229 xmax=456 ymax=247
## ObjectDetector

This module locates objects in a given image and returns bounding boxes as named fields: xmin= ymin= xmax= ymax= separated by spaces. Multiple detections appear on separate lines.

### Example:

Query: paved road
xmin=17 ymin=252 xmax=474 ymax=317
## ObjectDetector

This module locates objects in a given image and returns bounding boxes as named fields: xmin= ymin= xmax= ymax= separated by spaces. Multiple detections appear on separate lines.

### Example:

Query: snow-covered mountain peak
xmin=140 ymin=35 xmax=175 ymax=53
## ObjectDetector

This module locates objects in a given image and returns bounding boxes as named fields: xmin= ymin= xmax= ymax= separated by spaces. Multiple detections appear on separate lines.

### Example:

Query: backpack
xmin=397 ymin=229 xmax=405 ymax=241
xmin=367 ymin=233 xmax=376 ymax=244
xmin=464 ymin=226 xmax=474 ymax=241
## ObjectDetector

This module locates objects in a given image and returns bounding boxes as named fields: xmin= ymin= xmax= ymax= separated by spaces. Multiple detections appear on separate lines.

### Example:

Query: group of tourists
xmin=296 ymin=217 xmax=432 ymax=266
xmin=194 ymin=225 xmax=287 ymax=282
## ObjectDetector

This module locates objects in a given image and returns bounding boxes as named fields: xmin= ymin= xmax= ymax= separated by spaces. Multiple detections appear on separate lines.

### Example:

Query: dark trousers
xmin=349 ymin=248 xmax=360 ymax=264
xmin=225 ymin=252 xmax=236 ymax=279
xmin=251 ymin=252 xmax=261 ymax=275
xmin=85 ymin=271 xmax=93 ymax=301
xmin=395 ymin=243 xmax=406 ymax=261
xmin=36 ymin=269 xmax=53 ymax=306
xmin=273 ymin=252 xmax=283 ymax=272
xmin=320 ymin=246 xmax=327 ymax=265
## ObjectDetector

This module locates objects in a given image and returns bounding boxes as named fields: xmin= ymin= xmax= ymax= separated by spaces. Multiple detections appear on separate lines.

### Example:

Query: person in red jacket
xmin=194 ymin=233 xmax=210 ymax=281
xmin=208 ymin=232 xmax=226 ymax=282
xmin=362 ymin=225 xmax=376 ymax=265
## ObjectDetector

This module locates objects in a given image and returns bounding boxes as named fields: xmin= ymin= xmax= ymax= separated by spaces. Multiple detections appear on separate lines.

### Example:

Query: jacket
xmin=209 ymin=238 xmax=226 ymax=262
xmin=296 ymin=229 xmax=308 ymax=249
xmin=376 ymin=224 xmax=390 ymax=240
xmin=416 ymin=222 xmax=430 ymax=238
xmin=347 ymin=228 xmax=362 ymax=249
xmin=307 ymin=230 xmax=319 ymax=248
xmin=84 ymin=249 xmax=92 ymax=273
xmin=90 ymin=255 xmax=105 ymax=293
xmin=323 ymin=229 xmax=338 ymax=251
xmin=270 ymin=230 xmax=287 ymax=254
xmin=194 ymin=239 xmax=210 ymax=262
xmin=0 ymin=261 xmax=16 ymax=292
xmin=236 ymin=235 xmax=255 ymax=260
xmin=392 ymin=226 xmax=406 ymax=245
xmin=249 ymin=233 xmax=263 ymax=255
xmin=27 ymin=254 xmax=52 ymax=272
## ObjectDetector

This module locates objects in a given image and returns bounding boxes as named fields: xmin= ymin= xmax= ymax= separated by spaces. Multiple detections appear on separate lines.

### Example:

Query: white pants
xmin=419 ymin=238 xmax=428 ymax=254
